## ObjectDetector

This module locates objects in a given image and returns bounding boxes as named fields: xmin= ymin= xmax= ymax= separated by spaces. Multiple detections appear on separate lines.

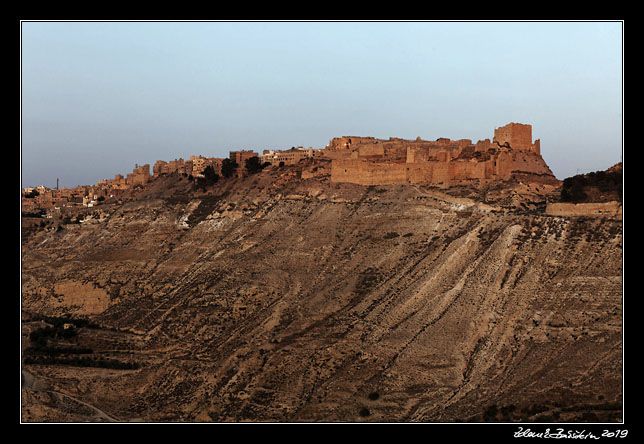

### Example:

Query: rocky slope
xmin=21 ymin=161 xmax=623 ymax=422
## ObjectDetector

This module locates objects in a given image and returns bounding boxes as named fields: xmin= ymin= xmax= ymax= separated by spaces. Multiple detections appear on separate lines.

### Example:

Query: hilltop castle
xmin=325 ymin=122 xmax=557 ymax=188
xmin=23 ymin=123 xmax=559 ymax=216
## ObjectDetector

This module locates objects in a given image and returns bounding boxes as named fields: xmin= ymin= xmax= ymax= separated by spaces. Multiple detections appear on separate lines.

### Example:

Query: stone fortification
xmin=545 ymin=201 xmax=622 ymax=220
xmin=328 ymin=123 xmax=557 ymax=188
xmin=493 ymin=122 xmax=540 ymax=154
xmin=24 ymin=123 xmax=558 ymax=214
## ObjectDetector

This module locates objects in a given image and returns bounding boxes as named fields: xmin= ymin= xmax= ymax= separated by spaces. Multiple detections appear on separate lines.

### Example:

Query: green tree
xmin=561 ymin=176 xmax=587 ymax=202
xmin=203 ymin=165 xmax=220 ymax=184
xmin=245 ymin=156 xmax=264 ymax=174
xmin=221 ymin=158 xmax=238 ymax=178
xmin=195 ymin=165 xmax=221 ymax=191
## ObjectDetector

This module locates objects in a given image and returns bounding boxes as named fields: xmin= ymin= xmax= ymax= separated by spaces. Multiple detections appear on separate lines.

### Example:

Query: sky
xmin=21 ymin=21 xmax=623 ymax=188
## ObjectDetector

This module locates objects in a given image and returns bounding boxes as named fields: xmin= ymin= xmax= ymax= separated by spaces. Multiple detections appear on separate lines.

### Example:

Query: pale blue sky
xmin=21 ymin=21 xmax=623 ymax=188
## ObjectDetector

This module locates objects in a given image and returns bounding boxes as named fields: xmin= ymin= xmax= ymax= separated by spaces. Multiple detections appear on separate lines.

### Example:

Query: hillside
xmin=21 ymin=161 xmax=623 ymax=423
xmin=559 ymin=163 xmax=622 ymax=204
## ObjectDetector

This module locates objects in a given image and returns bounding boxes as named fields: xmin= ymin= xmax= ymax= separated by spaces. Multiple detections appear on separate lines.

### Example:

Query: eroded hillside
xmin=21 ymin=163 xmax=623 ymax=422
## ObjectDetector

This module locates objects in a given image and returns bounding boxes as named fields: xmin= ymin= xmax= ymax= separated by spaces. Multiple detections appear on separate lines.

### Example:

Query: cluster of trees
xmin=245 ymin=156 xmax=270 ymax=174
xmin=32 ymin=315 xmax=99 ymax=330
xmin=560 ymin=168 xmax=622 ymax=203
xmin=26 ymin=324 xmax=94 ymax=362
xmin=23 ymin=189 xmax=40 ymax=198
xmin=191 ymin=159 xmax=237 ymax=191
xmin=24 ymin=316 xmax=138 ymax=370
xmin=222 ymin=158 xmax=238 ymax=178
xmin=24 ymin=355 xmax=140 ymax=370
xmin=27 ymin=317 xmax=97 ymax=354
xmin=193 ymin=165 xmax=223 ymax=191
xmin=25 ymin=344 xmax=93 ymax=356
xmin=29 ymin=325 xmax=77 ymax=347
xmin=191 ymin=156 xmax=270 ymax=191
xmin=27 ymin=314 xmax=99 ymax=347
xmin=22 ymin=209 xmax=45 ymax=218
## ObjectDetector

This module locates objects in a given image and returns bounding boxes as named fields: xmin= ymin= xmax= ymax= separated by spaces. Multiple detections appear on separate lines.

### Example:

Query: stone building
xmin=261 ymin=147 xmax=317 ymax=166
xmin=126 ymin=164 xmax=151 ymax=186
xmin=229 ymin=150 xmax=258 ymax=166
xmin=153 ymin=158 xmax=193 ymax=177
xmin=190 ymin=156 xmax=222 ymax=177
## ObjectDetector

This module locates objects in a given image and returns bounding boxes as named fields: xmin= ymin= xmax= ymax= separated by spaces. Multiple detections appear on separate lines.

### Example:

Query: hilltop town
xmin=22 ymin=122 xmax=562 ymax=218
xmin=21 ymin=146 xmax=324 ymax=216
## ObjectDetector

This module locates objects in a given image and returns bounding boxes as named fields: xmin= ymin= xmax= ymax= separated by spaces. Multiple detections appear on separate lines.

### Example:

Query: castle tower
xmin=493 ymin=122 xmax=533 ymax=151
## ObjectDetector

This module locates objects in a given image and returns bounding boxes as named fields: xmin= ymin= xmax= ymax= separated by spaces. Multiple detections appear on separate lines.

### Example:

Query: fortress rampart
xmin=328 ymin=123 xmax=557 ymax=188
xmin=545 ymin=201 xmax=622 ymax=220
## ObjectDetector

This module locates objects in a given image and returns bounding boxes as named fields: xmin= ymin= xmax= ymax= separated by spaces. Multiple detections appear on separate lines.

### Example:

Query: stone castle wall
xmin=545 ymin=201 xmax=622 ymax=220
xmin=331 ymin=160 xmax=407 ymax=185
xmin=329 ymin=123 xmax=558 ymax=188
xmin=358 ymin=144 xmax=385 ymax=158
xmin=331 ymin=158 xmax=495 ymax=187
xmin=327 ymin=136 xmax=377 ymax=150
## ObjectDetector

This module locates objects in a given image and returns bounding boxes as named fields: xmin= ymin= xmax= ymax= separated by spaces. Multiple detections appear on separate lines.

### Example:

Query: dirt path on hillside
xmin=22 ymin=369 xmax=121 ymax=423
